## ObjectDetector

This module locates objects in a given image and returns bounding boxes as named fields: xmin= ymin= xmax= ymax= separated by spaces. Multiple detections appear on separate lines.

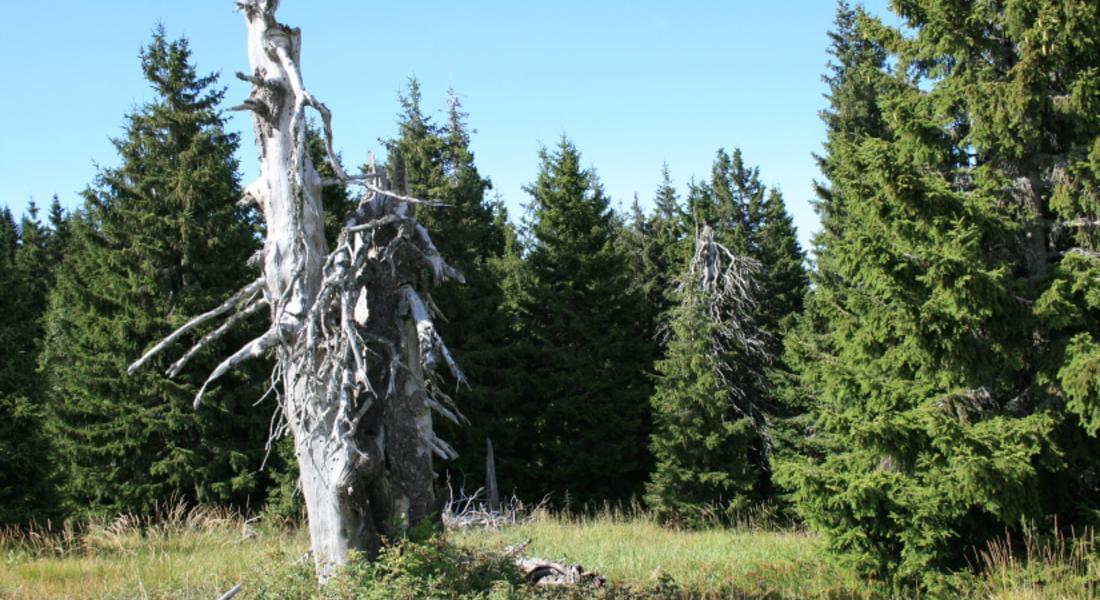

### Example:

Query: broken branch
xmin=128 ymin=278 xmax=265 ymax=375
xmin=193 ymin=326 xmax=281 ymax=409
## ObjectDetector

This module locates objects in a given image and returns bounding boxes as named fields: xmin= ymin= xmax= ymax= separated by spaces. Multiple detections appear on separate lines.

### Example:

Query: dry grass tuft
xmin=1 ymin=501 xmax=305 ymax=599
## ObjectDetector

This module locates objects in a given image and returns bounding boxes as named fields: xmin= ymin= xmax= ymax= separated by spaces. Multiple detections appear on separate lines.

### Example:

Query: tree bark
xmin=486 ymin=437 xmax=501 ymax=512
xmin=131 ymin=0 xmax=465 ymax=582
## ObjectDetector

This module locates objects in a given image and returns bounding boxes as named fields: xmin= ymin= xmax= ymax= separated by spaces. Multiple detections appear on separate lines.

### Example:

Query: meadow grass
xmin=2 ymin=503 xmax=1096 ymax=598
xmin=1 ymin=504 xmax=306 ymax=599
xmin=451 ymin=509 xmax=877 ymax=598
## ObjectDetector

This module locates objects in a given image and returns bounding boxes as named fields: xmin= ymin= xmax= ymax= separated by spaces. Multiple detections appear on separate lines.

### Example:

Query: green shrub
xmin=247 ymin=536 xmax=529 ymax=599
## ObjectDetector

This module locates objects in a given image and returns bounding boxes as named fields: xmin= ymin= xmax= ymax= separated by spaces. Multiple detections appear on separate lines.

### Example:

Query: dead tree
xmin=485 ymin=437 xmax=500 ymax=512
xmin=683 ymin=224 xmax=773 ymax=444
xmin=129 ymin=0 xmax=464 ymax=581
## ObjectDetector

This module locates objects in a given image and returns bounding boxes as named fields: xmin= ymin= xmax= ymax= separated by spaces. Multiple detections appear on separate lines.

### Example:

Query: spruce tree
xmin=616 ymin=168 xmax=690 ymax=366
xmin=379 ymin=81 xmax=519 ymax=494
xmin=756 ymin=189 xmax=808 ymax=340
xmin=0 ymin=209 xmax=59 ymax=525
xmin=617 ymin=196 xmax=658 ymax=308
xmin=773 ymin=0 xmax=892 ymax=506
xmin=646 ymin=147 xmax=805 ymax=517
xmin=618 ymin=168 xmax=690 ymax=335
xmin=646 ymin=225 xmax=770 ymax=524
xmin=46 ymin=197 xmax=71 ymax=267
xmin=651 ymin=165 xmax=691 ymax=282
xmin=43 ymin=29 xmax=270 ymax=515
xmin=690 ymin=149 xmax=761 ymax=252
xmin=614 ymin=197 xmax=663 ymax=384
xmin=15 ymin=203 xmax=53 ymax=312
xmin=13 ymin=202 xmax=55 ymax=390
xmin=510 ymin=138 xmax=652 ymax=504
xmin=777 ymin=0 xmax=1100 ymax=585
xmin=691 ymin=149 xmax=807 ymax=330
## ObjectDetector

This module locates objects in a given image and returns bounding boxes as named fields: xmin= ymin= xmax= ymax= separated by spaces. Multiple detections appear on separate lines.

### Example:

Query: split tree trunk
xmin=132 ymin=0 xmax=465 ymax=582
xmin=237 ymin=4 xmax=462 ymax=578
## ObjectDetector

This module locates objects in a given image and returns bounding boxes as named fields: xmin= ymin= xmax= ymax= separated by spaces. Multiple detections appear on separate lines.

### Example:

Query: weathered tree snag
xmin=485 ymin=437 xmax=501 ymax=512
xmin=686 ymin=224 xmax=772 ymax=444
xmin=130 ymin=0 xmax=465 ymax=582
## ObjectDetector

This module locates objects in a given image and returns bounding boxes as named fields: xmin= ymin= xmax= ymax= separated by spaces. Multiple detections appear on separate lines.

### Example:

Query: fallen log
xmin=505 ymin=539 xmax=606 ymax=588
xmin=216 ymin=583 xmax=242 ymax=600
xmin=517 ymin=557 xmax=605 ymax=588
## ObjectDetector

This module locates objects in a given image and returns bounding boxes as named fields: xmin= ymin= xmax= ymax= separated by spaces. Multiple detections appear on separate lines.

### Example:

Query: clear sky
xmin=0 ymin=0 xmax=894 ymax=251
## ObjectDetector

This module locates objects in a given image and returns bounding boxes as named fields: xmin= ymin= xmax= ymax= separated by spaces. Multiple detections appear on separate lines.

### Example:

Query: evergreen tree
xmin=0 ymin=208 xmax=15 ymax=254
xmin=16 ymin=203 xmax=50 ymax=304
xmin=691 ymin=149 xmax=806 ymax=333
xmin=381 ymin=81 xmax=520 ymax=494
xmin=0 ymin=209 xmax=58 ymax=525
xmin=617 ymin=196 xmax=657 ymax=307
xmin=46 ymin=196 xmax=71 ymax=267
xmin=690 ymin=149 xmax=762 ymax=253
xmin=812 ymin=1 xmax=888 ymax=227
xmin=777 ymin=0 xmax=1100 ymax=585
xmin=616 ymin=168 xmax=690 ymax=350
xmin=509 ymin=138 xmax=652 ymax=504
xmin=12 ymin=202 xmax=54 ymax=381
xmin=646 ymin=149 xmax=805 ymax=515
xmin=614 ymin=196 xmax=663 ymax=382
xmin=751 ymin=187 xmax=808 ymax=511
xmin=756 ymin=189 xmax=808 ymax=340
xmin=646 ymin=225 xmax=770 ymax=524
xmin=618 ymin=168 xmax=690 ymax=331
xmin=773 ymin=0 xmax=892 ymax=506
xmin=43 ymin=29 xmax=271 ymax=515
xmin=651 ymin=165 xmax=691 ymax=278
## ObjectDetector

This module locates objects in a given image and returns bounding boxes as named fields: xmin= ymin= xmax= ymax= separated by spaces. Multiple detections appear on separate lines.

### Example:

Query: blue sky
xmin=1 ymin=1 xmax=894 ymax=251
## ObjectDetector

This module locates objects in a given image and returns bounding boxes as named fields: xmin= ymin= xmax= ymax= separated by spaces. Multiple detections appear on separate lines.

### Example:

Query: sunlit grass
xmin=1 ymin=504 xmax=307 ymax=599
xmin=2 ymin=502 xmax=1096 ymax=598
xmin=452 ymin=509 xmax=876 ymax=598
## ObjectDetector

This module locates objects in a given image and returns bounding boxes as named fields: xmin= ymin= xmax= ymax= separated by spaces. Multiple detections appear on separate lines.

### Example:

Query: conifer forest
xmin=3 ymin=1 xmax=1100 ymax=597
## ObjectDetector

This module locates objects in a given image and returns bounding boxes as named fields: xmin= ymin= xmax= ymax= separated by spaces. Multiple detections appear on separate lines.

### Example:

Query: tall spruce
xmin=645 ymin=224 xmax=770 ymax=524
xmin=690 ymin=148 xmax=807 ymax=326
xmin=757 ymin=189 xmax=808 ymax=341
xmin=773 ymin=0 xmax=892 ymax=507
xmin=382 ymin=81 xmax=517 ymax=493
xmin=613 ymin=196 xmax=663 ymax=407
xmin=690 ymin=149 xmax=761 ymax=252
xmin=647 ymin=149 xmax=804 ymax=518
xmin=618 ymin=168 xmax=690 ymax=335
xmin=614 ymin=170 xmax=689 ymax=408
xmin=16 ymin=203 xmax=54 ymax=314
xmin=0 ymin=208 xmax=59 ymax=525
xmin=652 ymin=166 xmax=691 ymax=276
xmin=510 ymin=138 xmax=652 ymax=504
xmin=42 ymin=29 xmax=271 ymax=515
xmin=777 ymin=0 xmax=1100 ymax=585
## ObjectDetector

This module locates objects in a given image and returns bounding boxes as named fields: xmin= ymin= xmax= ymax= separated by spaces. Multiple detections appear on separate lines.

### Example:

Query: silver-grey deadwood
xmin=129 ymin=0 xmax=466 ymax=581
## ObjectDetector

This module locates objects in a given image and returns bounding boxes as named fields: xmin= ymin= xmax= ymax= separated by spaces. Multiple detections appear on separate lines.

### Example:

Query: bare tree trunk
xmin=130 ymin=0 xmax=465 ymax=582
xmin=486 ymin=438 xmax=501 ymax=512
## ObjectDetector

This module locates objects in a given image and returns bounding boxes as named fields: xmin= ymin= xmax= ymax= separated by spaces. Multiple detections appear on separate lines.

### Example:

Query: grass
xmin=954 ymin=524 xmax=1099 ymax=599
xmin=1 ymin=503 xmax=306 ymax=599
xmin=452 ymin=510 xmax=874 ymax=598
xmin=2 ymin=503 xmax=1096 ymax=598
